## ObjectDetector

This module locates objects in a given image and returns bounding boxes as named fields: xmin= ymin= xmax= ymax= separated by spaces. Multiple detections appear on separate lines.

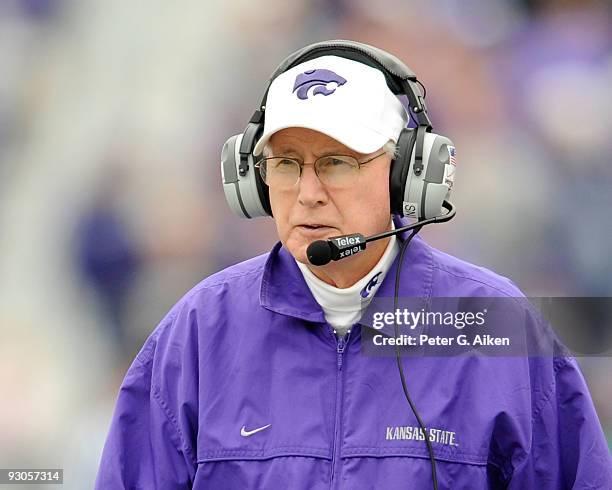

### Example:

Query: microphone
xmin=307 ymin=234 xmax=366 ymax=266
xmin=306 ymin=201 xmax=456 ymax=266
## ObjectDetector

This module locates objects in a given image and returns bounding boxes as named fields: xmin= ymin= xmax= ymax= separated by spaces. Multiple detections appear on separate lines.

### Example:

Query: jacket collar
xmin=260 ymin=240 xmax=326 ymax=323
xmin=259 ymin=215 xmax=435 ymax=323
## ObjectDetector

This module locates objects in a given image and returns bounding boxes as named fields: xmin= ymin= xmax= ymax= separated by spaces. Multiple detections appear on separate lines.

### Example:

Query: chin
xmin=284 ymin=230 xmax=339 ymax=266
xmin=296 ymin=244 xmax=312 ymax=265
xmin=282 ymin=238 xmax=307 ymax=264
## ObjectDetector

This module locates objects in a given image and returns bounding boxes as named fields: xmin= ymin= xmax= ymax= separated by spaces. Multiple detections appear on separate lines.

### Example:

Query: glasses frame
xmin=254 ymin=150 xmax=387 ymax=188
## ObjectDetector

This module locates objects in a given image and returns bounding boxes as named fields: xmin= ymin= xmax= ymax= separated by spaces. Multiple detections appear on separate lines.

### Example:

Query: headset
xmin=221 ymin=39 xmax=457 ymax=223
xmin=220 ymin=39 xmax=456 ymax=490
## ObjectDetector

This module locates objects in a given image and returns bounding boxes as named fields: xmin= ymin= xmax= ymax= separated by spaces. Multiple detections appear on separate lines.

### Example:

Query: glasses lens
xmin=316 ymin=155 xmax=359 ymax=188
xmin=261 ymin=158 xmax=300 ymax=188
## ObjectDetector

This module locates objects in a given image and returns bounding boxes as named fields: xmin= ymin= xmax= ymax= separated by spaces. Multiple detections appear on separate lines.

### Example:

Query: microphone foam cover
xmin=307 ymin=240 xmax=332 ymax=266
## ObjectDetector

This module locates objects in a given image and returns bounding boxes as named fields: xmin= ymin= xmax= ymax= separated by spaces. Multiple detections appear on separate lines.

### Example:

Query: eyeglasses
xmin=254 ymin=151 xmax=386 ymax=190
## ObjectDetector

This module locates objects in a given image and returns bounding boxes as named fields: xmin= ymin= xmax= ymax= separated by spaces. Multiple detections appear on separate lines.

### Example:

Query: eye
xmin=318 ymin=156 xmax=356 ymax=171
xmin=270 ymin=158 xmax=297 ymax=168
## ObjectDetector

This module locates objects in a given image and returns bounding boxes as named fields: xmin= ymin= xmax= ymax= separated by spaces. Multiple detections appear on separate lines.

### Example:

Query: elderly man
xmin=95 ymin=41 xmax=612 ymax=489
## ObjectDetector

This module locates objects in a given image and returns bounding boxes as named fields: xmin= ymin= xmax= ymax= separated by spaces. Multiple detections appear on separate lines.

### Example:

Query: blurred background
xmin=0 ymin=0 xmax=610 ymax=486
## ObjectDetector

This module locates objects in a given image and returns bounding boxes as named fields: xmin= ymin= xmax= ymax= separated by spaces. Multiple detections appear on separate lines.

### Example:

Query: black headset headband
xmin=235 ymin=40 xmax=438 ymax=217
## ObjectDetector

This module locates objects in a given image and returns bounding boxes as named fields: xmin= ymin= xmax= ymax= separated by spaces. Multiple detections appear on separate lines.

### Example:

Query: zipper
xmin=328 ymin=324 xmax=351 ymax=489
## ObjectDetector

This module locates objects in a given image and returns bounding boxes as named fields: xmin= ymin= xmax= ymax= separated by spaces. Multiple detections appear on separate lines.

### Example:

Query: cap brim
xmin=252 ymin=116 xmax=389 ymax=156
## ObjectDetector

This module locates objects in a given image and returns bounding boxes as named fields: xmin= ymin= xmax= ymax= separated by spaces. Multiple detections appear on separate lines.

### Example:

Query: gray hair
xmin=261 ymin=143 xmax=273 ymax=159
xmin=381 ymin=139 xmax=398 ymax=159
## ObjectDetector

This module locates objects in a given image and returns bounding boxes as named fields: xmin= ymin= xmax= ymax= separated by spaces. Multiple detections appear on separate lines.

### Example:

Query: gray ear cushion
xmin=254 ymin=157 xmax=272 ymax=216
xmin=389 ymin=128 xmax=417 ymax=215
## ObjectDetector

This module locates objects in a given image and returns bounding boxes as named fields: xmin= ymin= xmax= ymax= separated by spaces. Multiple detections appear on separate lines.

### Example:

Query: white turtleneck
xmin=296 ymin=220 xmax=399 ymax=338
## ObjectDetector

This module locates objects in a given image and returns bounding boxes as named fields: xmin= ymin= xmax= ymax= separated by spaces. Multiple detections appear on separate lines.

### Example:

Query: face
xmin=267 ymin=127 xmax=393 ymax=266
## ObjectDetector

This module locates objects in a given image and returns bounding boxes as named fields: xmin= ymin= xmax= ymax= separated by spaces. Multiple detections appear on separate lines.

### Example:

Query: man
xmin=95 ymin=44 xmax=612 ymax=489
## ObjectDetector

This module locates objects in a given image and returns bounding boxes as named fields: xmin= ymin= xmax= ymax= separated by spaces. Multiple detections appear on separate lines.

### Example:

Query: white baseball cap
xmin=252 ymin=55 xmax=409 ymax=156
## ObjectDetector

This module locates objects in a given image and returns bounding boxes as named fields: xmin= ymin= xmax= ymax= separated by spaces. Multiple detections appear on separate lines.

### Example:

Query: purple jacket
xmin=95 ymin=218 xmax=612 ymax=489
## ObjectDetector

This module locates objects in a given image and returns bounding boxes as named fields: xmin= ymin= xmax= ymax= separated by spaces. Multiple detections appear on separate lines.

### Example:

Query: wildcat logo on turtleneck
xmin=360 ymin=272 xmax=383 ymax=299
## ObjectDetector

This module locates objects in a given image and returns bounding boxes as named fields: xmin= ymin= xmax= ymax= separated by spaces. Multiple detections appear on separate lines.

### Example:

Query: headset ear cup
xmin=221 ymin=133 xmax=272 ymax=219
xmin=240 ymin=121 xmax=273 ymax=218
xmin=389 ymin=128 xmax=417 ymax=215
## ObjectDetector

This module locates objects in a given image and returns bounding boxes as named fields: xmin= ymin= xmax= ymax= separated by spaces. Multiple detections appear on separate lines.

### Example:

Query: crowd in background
xmin=0 ymin=0 xmax=610 ymax=487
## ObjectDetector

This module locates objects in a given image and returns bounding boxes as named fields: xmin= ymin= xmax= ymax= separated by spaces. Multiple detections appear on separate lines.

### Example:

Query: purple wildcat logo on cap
xmin=293 ymin=69 xmax=347 ymax=100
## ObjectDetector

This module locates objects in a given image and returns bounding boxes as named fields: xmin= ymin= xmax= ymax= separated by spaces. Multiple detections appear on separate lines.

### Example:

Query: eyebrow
xmin=273 ymin=147 xmax=302 ymax=157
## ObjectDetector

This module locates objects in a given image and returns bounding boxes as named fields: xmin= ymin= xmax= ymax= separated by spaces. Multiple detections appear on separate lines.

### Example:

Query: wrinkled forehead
xmin=266 ymin=128 xmax=366 ymax=157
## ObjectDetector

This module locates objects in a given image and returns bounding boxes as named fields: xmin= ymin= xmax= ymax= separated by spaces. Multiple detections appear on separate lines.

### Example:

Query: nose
xmin=297 ymin=164 xmax=328 ymax=208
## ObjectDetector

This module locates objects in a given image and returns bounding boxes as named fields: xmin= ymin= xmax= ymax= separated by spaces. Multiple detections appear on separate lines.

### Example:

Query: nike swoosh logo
xmin=240 ymin=423 xmax=271 ymax=437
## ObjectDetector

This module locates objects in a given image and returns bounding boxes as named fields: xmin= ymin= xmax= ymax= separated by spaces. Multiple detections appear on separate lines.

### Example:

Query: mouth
xmin=301 ymin=224 xmax=327 ymax=229
xmin=295 ymin=224 xmax=335 ymax=233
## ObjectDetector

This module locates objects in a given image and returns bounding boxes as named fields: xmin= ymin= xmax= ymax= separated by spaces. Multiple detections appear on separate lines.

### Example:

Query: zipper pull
xmin=336 ymin=329 xmax=351 ymax=370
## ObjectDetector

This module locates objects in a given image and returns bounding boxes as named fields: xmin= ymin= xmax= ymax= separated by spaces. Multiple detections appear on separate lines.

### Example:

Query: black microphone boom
xmin=306 ymin=200 xmax=456 ymax=266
